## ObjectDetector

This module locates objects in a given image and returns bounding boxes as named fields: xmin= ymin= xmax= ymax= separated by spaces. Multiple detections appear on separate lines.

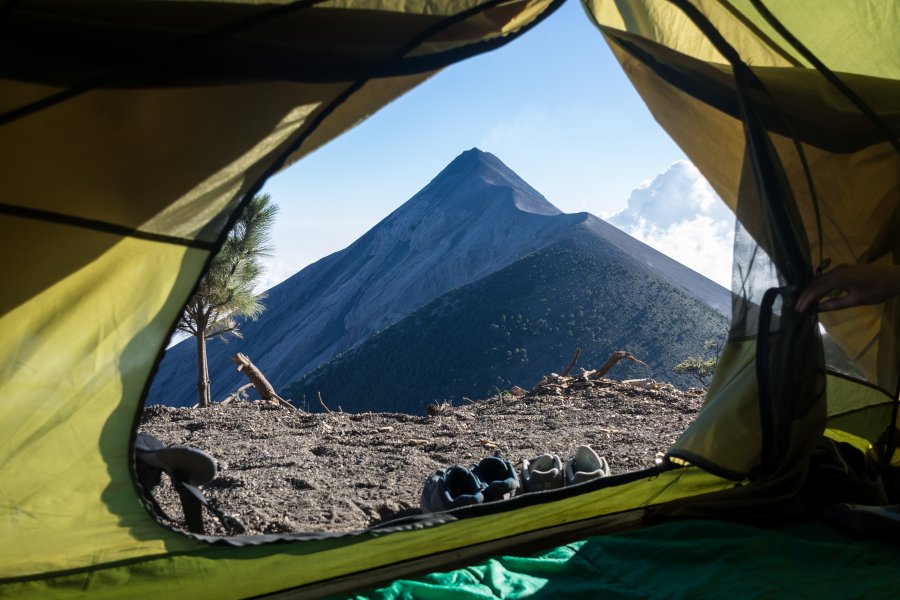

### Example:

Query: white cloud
xmin=609 ymin=161 xmax=734 ymax=288
xmin=255 ymin=256 xmax=311 ymax=295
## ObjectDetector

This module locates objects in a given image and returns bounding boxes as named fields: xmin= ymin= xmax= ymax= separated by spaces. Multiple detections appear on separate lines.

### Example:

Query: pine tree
xmin=177 ymin=194 xmax=278 ymax=407
xmin=673 ymin=339 xmax=722 ymax=387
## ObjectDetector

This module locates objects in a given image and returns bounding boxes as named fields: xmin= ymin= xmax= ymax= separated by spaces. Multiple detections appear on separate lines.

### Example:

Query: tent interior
xmin=1 ymin=0 xmax=898 ymax=598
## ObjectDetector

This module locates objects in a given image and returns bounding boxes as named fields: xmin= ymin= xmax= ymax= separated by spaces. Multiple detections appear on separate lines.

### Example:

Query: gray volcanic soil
xmin=138 ymin=377 xmax=704 ymax=536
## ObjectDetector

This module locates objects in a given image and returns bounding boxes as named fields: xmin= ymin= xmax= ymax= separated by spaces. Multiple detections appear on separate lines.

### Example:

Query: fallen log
xmin=593 ymin=351 xmax=648 ymax=379
xmin=230 ymin=352 xmax=298 ymax=411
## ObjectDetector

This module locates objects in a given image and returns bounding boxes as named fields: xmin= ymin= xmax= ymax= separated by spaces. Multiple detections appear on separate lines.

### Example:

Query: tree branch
xmin=593 ymin=351 xmax=648 ymax=379
xmin=560 ymin=347 xmax=581 ymax=377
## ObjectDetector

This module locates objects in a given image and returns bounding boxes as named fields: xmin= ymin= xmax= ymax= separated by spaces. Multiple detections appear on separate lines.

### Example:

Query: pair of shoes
xmin=421 ymin=453 xmax=520 ymax=513
xmin=521 ymin=445 xmax=610 ymax=493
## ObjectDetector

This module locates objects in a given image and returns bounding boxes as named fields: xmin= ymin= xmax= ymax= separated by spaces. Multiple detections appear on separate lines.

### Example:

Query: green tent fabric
xmin=1 ymin=0 xmax=898 ymax=598
xmin=355 ymin=518 xmax=900 ymax=599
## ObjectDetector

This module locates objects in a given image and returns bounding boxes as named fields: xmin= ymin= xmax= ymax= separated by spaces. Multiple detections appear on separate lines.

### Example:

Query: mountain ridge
xmin=148 ymin=149 xmax=584 ymax=407
xmin=285 ymin=223 xmax=729 ymax=413
xmin=148 ymin=149 xmax=729 ymax=408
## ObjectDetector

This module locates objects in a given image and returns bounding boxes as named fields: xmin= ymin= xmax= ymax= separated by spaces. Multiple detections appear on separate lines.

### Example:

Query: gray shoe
xmin=564 ymin=445 xmax=611 ymax=485
xmin=521 ymin=453 xmax=564 ymax=492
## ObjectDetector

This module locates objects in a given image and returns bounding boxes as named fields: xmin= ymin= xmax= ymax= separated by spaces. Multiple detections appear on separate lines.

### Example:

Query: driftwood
xmin=230 ymin=353 xmax=298 ymax=411
xmin=560 ymin=347 xmax=581 ymax=377
xmin=594 ymin=351 xmax=648 ymax=379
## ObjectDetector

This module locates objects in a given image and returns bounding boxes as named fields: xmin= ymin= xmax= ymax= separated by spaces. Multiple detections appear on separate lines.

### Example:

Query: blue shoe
xmin=421 ymin=465 xmax=485 ymax=512
xmin=471 ymin=453 xmax=520 ymax=502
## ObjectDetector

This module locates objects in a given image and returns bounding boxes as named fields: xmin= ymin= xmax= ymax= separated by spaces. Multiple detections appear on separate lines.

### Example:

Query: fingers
xmin=795 ymin=291 xmax=816 ymax=313
xmin=795 ymin=264 xmax=900 ymax=313
xmin=795 ymin=265 xmax=850 ymax=313
xmin=816 ymin=293 xmax=858 ymax=312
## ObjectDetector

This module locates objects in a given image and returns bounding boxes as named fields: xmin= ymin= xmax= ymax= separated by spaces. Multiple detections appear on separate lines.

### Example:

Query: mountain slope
xmin=148 ymin=149 xmax=584 ymax=407
xmin=580 ymin=214 xmax=730 ymax=317
xmin=285 ymin=222 xmax=730 ymax=414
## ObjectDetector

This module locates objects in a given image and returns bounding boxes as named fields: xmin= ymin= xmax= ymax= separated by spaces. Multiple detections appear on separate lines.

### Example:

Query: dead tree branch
xmin=220 ymin=383 xmax=253 ymax=405
xmin=317 ymin=391 xmax=334 ymax=414
xmin=560 ymin=347 xmax=581 ymax=377
xmin=230 ymin=353 xmax=298 ymax=411
xmin=593 ymin=351 xmax=648 ymax=379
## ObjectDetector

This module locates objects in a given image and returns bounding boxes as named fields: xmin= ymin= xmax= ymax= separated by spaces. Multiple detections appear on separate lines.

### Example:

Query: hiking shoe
xmin=564 ymin=445 xmax=611 ymax=486
xmin=421 ymin=465 xmax=485 ymax=513
xmin=471 ymin=453 xmax=520 ymax=502
xmin=135 ymin=433 xmax=218 ymax=486
xmin=521 ymin=453 xmax=564 ymax=492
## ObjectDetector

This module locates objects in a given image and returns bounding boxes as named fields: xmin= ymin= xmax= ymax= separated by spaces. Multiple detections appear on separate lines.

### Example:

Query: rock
xmin=623 ymin=378 xmax=658 ymax=390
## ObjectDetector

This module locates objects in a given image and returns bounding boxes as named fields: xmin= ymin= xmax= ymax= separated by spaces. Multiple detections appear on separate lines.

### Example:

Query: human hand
xmin=795 ymin=264 xmax=900 ymax=313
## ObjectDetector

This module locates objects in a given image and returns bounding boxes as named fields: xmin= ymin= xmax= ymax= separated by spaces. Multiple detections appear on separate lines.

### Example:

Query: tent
xmin=1 ymin=0 xmax=898 ymax=597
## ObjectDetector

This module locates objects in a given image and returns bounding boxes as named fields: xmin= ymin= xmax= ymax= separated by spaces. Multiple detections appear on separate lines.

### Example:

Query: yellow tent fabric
xmin=1 ymin=0 xmax=898 ymax=597
xmin=587 ymin=0 xmax=900 ymax=477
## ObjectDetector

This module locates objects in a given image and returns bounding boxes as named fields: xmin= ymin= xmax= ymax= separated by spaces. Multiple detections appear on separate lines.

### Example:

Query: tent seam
xmin=0 ymin=202 xmax=217 ymax=250
xmin=749 ymin=0 xmax=900 ymax=155
xmin=0 ymin=0 xmax=328 ymax=127
xmin=710 ymin=0 xmax=803 ymax=67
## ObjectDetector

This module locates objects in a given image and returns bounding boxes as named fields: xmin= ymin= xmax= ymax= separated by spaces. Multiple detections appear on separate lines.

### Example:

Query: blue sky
xmin=258 ymin=1 xmax=713 ymax=289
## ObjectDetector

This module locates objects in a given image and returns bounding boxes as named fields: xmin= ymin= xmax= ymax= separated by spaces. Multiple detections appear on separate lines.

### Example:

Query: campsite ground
xmin=139 ymin=376 xmax=704 ymax=536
